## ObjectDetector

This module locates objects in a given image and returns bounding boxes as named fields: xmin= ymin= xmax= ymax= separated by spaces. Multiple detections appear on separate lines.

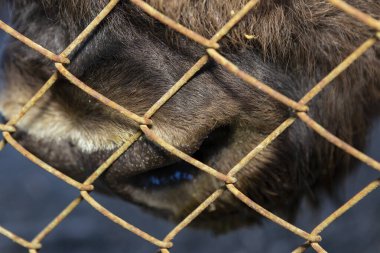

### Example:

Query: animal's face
xmin=1 ymin=0 xmax=379 ymax=230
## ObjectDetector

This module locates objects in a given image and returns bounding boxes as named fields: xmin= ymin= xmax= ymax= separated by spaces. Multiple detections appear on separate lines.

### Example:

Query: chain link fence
xmin=0 ymin=0 xmax=379 ymax=252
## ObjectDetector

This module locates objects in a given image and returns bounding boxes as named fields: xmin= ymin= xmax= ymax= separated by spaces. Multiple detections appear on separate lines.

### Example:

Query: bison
xmin=0 ymin=0 xmax=379 ymax=231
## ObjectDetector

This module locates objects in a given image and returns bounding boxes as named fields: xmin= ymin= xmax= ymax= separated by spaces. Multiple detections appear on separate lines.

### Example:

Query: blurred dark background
xmin=0 ymin=4 xmax=379 ymax=253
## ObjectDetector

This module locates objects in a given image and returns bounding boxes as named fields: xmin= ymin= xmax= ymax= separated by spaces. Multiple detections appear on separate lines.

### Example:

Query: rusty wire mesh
xmin=0 ymin=0 xmax=379 ymax=252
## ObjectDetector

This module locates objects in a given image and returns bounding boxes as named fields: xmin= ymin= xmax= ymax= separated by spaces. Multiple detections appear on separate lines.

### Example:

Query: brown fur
xmin=1 ymin=0 xmax=379 ymax=231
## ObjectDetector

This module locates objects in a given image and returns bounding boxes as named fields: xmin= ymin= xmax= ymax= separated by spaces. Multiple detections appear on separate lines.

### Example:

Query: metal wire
xmin=0 ymin=0 xmax=379 ymax=252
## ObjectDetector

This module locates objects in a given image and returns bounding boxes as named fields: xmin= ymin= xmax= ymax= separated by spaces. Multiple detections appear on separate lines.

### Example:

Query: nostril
xmin=126 ymin=124 xmax=233 ymax=190
xmin=128 ymin=160 xmax=199 ymax=190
